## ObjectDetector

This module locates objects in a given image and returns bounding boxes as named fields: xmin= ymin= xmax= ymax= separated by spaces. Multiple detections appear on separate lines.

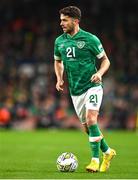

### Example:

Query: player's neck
xmin=68 ymin=26 xmax=80 ymax=37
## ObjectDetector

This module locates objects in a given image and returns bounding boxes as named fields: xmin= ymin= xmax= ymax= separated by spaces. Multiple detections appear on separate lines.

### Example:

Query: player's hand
xmin=91 ymin=72 xmax=102 ymax=83
xmin=56 ymin=80 xmax=64 ymax=91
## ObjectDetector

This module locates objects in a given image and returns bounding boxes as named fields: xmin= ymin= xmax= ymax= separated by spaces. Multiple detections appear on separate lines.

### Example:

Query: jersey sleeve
xmin=54 ymin=39 xmax=61 ymax=60
xmin=90 ymin=35 xmax=105 ymax=59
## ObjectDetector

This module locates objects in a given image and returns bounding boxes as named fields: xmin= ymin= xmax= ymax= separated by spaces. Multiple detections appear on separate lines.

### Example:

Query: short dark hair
xmin=59 ymin=6 xmax=81 ymax=21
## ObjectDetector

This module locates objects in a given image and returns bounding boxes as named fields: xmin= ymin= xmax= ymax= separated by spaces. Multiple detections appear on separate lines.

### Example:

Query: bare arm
xmin=54 ymin=60 xmax=64 ymax=91
xmin=91 ymin=53 xmax=110 ymax=83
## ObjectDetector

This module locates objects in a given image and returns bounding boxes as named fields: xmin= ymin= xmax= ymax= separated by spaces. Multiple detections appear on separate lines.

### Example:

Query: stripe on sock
xmin=89 ymin=136 xmax=102 ymax=142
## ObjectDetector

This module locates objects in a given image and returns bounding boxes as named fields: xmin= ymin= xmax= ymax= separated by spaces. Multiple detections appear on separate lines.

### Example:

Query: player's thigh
xmin=71 ymin=94 xmax=86 ymax=124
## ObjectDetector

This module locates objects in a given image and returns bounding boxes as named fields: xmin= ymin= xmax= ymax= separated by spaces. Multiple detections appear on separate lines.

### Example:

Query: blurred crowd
xmin=0 ymin=0 xmax=137 ymax=130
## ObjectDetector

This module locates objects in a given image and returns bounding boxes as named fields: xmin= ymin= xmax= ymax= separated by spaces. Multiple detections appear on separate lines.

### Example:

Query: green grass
xmin=0 ymin=129 xmax=138 ymax=179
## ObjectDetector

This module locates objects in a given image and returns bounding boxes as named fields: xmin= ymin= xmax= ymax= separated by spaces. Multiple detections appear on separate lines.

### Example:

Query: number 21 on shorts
xmin=89 ymin=94 xmax=98 ymax=104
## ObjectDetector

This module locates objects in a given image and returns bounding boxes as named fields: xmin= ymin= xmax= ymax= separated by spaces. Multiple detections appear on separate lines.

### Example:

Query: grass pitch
xmin=0 ymin=129 xmax=138 ymax=179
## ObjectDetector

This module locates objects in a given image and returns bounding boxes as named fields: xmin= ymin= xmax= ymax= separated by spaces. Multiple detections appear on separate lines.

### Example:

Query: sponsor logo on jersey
xmin=76 ymin=41 xmax=85 ymax=49
xmin=59 ymin=44 xmax=64 ymax=48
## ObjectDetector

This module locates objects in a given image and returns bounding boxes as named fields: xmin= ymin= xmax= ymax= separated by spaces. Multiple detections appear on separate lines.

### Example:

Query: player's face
xmin=60 ymin=14 xmax=76 ymax=34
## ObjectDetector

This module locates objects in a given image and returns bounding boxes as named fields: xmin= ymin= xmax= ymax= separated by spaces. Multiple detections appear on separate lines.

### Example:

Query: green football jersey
xmin=54 ymin=28 xmax=104 ymax=96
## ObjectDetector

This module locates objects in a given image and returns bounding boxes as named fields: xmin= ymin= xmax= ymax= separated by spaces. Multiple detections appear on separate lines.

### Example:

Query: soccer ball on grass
xmin=56 ymin=152 xmax=78 ymax=172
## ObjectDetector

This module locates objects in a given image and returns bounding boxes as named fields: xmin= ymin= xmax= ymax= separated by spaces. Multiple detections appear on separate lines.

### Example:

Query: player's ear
xmin=73 ymin=18 xmax=79 ymax=24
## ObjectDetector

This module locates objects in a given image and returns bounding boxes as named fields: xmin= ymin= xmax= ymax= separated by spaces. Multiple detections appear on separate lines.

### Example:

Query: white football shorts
xmin=71 ymin=86 xmax=103 ymax=124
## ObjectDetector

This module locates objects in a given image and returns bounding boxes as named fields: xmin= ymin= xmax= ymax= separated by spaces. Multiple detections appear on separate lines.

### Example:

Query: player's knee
xmin=87 ymin=119 xmax=96 ymax=126
xmin=86 ymin=110 xmax=98 ymax=126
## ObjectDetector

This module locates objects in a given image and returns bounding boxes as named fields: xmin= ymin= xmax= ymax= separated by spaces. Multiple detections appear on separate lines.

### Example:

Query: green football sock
xmin=100 ymin=138 xmax=109 ymax=152
xmin=88 ymin=124 xmax=101 ymax=158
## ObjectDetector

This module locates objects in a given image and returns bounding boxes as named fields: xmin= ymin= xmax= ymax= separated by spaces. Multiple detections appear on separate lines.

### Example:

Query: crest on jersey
xmin=77 ymin=41 xmax=85 ymax=49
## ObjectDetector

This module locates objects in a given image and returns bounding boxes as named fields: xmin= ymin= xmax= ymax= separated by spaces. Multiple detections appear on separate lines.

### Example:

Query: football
xmin=56 ymin=152 xmax=78 ymax=172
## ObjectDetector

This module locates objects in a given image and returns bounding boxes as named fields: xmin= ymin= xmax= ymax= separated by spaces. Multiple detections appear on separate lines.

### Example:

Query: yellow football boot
xmin=100 ymin=149 xmax=116 ymax=172
xmin=86 ymin=159 xmax=99 ymax=172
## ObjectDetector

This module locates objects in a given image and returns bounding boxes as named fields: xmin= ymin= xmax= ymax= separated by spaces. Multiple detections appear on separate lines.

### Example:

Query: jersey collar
xmin=66 ymin=28 xmax=82 ymax=39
